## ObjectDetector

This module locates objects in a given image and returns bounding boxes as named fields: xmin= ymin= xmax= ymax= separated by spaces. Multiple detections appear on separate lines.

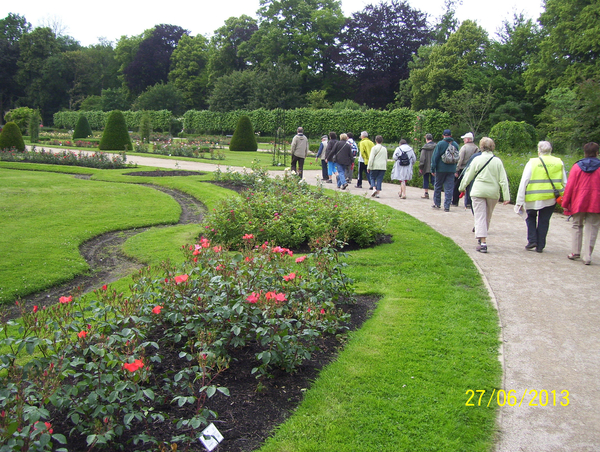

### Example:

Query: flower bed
xmin=0 ymin=147 xmax=134 ymax=169
xmin=0 ymin=236 xmax=353 ymax=450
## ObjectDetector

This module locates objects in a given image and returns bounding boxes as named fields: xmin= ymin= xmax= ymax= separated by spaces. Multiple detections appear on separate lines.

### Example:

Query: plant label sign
xmin=200 ymin=423 xmax=224 ymax=451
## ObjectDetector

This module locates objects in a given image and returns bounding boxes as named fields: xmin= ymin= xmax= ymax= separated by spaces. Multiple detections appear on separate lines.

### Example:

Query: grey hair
xmin=538 ymin=141 xmax=552 ymax=155
xmin=361 ymin=131 xmax=368 ymax=138
xmin=479 ymin=137 xmax=496 ymax=152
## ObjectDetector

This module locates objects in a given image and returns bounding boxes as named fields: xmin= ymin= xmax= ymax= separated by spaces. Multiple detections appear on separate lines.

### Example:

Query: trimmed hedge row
xmin=53 ymin=110 xmax=173 ymax=132
xmin=53 ymin=108 xmax=451 ymax=143
xmin=183 ymin=108 xmax=451 ymax=142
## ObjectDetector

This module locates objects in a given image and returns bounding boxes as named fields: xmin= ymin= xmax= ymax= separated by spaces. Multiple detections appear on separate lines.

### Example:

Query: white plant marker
xmin=199 ymin=423 xmax=224 ymax=451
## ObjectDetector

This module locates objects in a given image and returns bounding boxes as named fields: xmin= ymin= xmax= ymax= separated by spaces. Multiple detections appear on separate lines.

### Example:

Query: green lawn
xmin=0 ymin=162 xmax=501 ymax=451
xmin=0 ymin=165 xmax=181 ymax=303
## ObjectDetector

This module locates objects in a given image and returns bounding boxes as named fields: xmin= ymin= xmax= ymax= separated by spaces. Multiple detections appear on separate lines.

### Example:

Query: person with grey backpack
xmin=431 ymin=129 xmax=460 ymax=212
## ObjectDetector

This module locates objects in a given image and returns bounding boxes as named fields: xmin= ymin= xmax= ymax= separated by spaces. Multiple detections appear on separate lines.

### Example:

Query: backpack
xmin=349 ymin=139 xmax=358 ymax=158
xmin=441 ymin=141 xmax=459 ymax=164
xmin=398 ymin=150 xmax=410 ymax=166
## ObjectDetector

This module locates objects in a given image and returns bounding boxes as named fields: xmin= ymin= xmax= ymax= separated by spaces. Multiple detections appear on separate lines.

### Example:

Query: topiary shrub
xmin=28 ymin=111 xmax=41 ymax=144
xmin=73 ymin=114 xmax=93 ymax=139
xmin=0 ymin=122 xmax=26 ymax=152
xmin=489 ymin=121 xmax=537 ymax=153
xmin=229 ymin=115 xmax=257 ymax=152
xmin=139 ymin=113 xmax=152 ymax=143
xmin=99 ymin=110 xmax=132 ymax=151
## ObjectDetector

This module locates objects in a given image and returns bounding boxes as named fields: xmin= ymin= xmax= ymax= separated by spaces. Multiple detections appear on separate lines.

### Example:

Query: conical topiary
xmin=73 ymin=114 xmax=93 ymax=139
xmin=0 ymin=122 xmax=26 ymax=152
xmin=229 ymin=115 xmax=257 ymax=152
xmin=99 ymin=110 xmax=132 ymax=151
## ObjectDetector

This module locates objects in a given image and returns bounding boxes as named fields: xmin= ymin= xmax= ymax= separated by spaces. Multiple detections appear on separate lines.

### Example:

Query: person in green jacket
xmin=367 ymin=135 xmax=388 ymax=198
xmin=459 ymin=137 xmax=510 ymax=253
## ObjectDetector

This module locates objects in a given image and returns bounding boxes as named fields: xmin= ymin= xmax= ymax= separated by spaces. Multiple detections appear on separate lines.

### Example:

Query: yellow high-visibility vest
xmin=525 ymin=156 xmax=564 ymax=202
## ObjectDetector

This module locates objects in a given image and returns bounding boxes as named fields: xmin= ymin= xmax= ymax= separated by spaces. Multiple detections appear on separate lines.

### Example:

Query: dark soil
xmin=6 ymin=174 xmax=379 ymax=451
xmin=124 ymin=170 xmax=206 ymax=177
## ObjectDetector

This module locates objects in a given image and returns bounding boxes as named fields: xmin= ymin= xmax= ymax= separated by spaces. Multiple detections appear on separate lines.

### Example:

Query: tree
xmin=524 ymin=0 xmax=600 ymax=97
xmin=438 ymin=85 xmax=495 ymax=136
xmin=80 ymin=95 xmax=103 ymax=111
xmin=169 ymin=34 xmax=210 ymax=110
xmin=29 ymin=110 xmax=41 ymax=143
xmin=0 ymin=122 xmax=25 ymax=151
xmin=73 ymin=114 xmax=93 ymax=139
xmin=101 ymin=88 xmax=130 ymax=111
xmin=488 ymin=14 xmax=540 ymax=124
xmin=250 ymin=65 xmax=303 ymax=110
xmin=243 ymin=0 xmax=345 ymax=89
xmin=4 ymin=107 xmax=36 ymax=134
xmin=132 ymin=82 xmax=185 ymax=115
xmin=0 ymin=14 xmax=31 ymax=122
xmin=535 ymin=87 xmax=579 ymax=152
xmin=306 ymin=90 xmax=331 ymax=109
xmin=208 ymin=70 xmax=257 ymax=112
xmin=431 ymin=0 xmax=460 ymax=45
xmin=229 ymin=115 xmax=257 ymax=151
xmin=576 ymin=79 xmax=600 ymax=145
xmin=338 ymin=0 xmax=431 ymax=109
xmin=122 ymin=24 xmax=188 ymax=96
xmin=207 ymin=15 xmax=258 ymax=84
xmin=99 ymin=110 xmax=132 ymax=151
xmin=408 ymin=20 xmax=490 ymax=111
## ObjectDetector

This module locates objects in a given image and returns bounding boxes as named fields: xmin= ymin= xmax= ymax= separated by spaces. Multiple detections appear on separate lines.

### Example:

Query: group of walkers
xmin=291 ymin=126 xmax=600 ymax=264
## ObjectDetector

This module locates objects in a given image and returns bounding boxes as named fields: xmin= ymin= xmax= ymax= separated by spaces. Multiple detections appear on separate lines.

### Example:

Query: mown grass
xmin=258 ymin=204 xmax=501 ymax=452
xmin=0 ymin=164 xmax=182 ymax=304
xmin=0 ymin=162 xmax=501 ymax=451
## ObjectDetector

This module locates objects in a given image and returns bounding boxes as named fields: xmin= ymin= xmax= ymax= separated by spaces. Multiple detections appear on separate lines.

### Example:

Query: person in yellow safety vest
xmin=516 ymin=141 xmax=567 ymax=253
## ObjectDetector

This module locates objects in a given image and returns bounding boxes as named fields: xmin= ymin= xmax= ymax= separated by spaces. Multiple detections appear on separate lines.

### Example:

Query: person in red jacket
xmin=562 ymin=142 xmax=600 ymax=265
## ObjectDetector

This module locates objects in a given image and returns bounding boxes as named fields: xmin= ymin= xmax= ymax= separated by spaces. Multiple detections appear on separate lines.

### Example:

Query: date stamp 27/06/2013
xmin=465 ymin=389 xmax=570 ymax=407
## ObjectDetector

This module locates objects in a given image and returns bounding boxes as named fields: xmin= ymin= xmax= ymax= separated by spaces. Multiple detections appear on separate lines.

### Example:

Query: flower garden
xmin=0 ymin=160 xmax=502 ymax=452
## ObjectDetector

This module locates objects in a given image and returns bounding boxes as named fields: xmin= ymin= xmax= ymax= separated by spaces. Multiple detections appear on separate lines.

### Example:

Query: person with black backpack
xmin=431 ymin=129 xmax=460 ymax=212
xmin=391 ymin=139 xmax=416 ymax=199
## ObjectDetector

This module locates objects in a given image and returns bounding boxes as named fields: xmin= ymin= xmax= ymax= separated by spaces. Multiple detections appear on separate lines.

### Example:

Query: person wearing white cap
xmin=453 ymin=132 xmax=479 ymax=207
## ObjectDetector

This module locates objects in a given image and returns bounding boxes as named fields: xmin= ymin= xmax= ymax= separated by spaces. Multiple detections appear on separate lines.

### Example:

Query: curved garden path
xmin=24 ymin=149 xmax=600 ymax=451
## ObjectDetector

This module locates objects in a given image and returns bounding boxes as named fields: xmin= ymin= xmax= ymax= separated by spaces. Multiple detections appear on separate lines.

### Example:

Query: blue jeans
xmin=526 ymin=205 xmax=555 ymax=251
xmin=336 ymin=163 xmax=347 ymax=186
xmin=370 ymin=170 xmax=385 ymax=191
xmin=433 ymin=172 xmax=455 ymax=209
xmin=423 ymin=172 xmax=435 ymax=189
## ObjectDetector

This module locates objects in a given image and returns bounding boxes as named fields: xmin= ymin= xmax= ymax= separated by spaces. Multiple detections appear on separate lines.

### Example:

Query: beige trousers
xmin=571 ymin=212 xmax=600 ymax=263
xmin=472 ymin=197 xmax=497 ymax=240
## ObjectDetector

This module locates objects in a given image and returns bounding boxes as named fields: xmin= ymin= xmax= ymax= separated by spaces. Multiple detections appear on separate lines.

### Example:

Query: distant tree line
xmin=2 ymin=0 xmax=599 ymax=148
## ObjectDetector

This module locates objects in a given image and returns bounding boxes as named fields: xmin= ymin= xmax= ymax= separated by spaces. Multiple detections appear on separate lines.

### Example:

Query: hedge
xmin=182 ymin=108 xmax=451 ymax=142
xmin=53 ymin=108 xmax=451 ymax=143
xmin=53 ymin=110 xmax=173 ymax=132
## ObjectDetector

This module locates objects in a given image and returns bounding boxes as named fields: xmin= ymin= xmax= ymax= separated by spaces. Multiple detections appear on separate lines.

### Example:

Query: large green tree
xmin=169 ymin=34 xmax=210 ymax=110
xmin=487 ymin=14 xmax=540 ymax=124
xmin=243 ymin=0 xmax=344 ymax=90
xmin=337 ymin=0 xmax=430 ymax=109
xmin=524 ymin=0 xmax=600 ymax=97
xmin=0 ymin=14 xmax=30 ymax=122
xmin=408 ymin=20 xmax=490 ymax=112
xmin=207 ymin=15 xmax=258 ymax=84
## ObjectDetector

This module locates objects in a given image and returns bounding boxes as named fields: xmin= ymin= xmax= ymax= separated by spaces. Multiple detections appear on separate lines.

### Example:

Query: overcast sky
xmin=1 ymin=0 xmax=544 ymax=47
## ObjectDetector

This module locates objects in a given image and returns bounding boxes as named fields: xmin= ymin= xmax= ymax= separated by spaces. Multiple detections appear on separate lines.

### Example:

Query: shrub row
xmin=184 ymin=108 xmax=451 ymax=143
xmin=53 ymin=108 xmax=451 ymax=143
xmin=53 ymin=110 xmax=173 ymax=132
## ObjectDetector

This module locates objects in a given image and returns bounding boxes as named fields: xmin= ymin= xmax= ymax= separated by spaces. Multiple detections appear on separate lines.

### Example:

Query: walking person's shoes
xmin=567 ymin=253 xmax=580 ymax=260
xmin=476 ymin=244 xmax=488 ymax=253
xmin=342 ymin=183 xmax=348 ymax=190
xmin=431 ymin=204 xmax=441 ymax=209
xmin=355 ymin=184 xmax=362 ymax=188
xmin=326 ymin=179 xmax=333 ymax=183
xmin=371 ymin=190 xmax=378 ymax=197
xmin=421 ymin=193 xmax=429 ymax=199
xmin=444 ymin=207 xmax=450 ymax=212
xmin=525 ymin=243 xmax=537 ymax=251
